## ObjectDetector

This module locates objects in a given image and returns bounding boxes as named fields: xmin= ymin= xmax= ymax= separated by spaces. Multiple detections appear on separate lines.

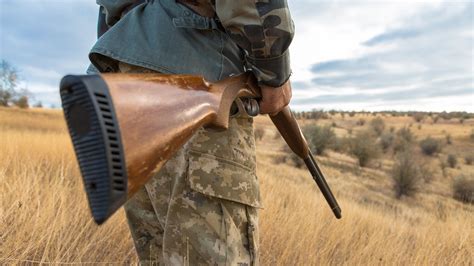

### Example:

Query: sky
xmin=0 ymin=0 xmax=472 ymax=111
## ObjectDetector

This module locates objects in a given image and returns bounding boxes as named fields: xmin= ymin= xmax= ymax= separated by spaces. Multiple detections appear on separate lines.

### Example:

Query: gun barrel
xmin=270 ymin=106 xmax=342 ymax=219
xmin=304 ymin=151 xmax=342 ymax=219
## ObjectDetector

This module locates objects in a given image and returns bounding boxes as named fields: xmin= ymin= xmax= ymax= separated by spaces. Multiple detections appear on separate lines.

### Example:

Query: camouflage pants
xmin=119 ymin=63 xmax=261 ymax=265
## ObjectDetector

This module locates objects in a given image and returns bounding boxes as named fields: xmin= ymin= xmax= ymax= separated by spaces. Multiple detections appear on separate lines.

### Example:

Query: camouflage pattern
xmin=120 ymin=62 xmax=260 ymax=265
xmin=214 ymin=0 xmax=295 ymax=87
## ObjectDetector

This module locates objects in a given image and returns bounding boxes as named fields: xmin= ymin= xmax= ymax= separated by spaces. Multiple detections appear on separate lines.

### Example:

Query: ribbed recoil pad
xmin=60 ymin=75 xmax=127 ymax=224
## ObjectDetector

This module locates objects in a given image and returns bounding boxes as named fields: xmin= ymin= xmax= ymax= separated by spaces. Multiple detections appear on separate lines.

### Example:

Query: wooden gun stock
xmin=60 ymin=72 xmax=341 ymax=224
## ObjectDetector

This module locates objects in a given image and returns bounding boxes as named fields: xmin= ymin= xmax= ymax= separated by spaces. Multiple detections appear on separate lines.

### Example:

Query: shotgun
xmin=59 ymin=73 xmax=341 ymax=224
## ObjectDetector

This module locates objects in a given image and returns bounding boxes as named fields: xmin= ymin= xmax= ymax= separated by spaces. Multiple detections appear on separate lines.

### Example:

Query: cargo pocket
xmin=187 ymin=117 xmax=261 ymax=208
xmin=187 ymin=150 xmax=261 ymax=208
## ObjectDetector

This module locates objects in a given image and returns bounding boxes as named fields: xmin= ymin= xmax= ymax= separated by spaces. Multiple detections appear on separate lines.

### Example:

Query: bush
xmin=464 ymin=154 xmax=473 ymax=165
xmin=332 ymin=136 xmax=349 ymax=153
xmin=393 ymin=127 xmax=414 ymax=154
xmin=370 ymin=117 xmax=385 ymax=136
xmin=439 ymin=111 xmax=452 ymax=121
xmin=348 ymin=130 xmax=380 ymax=167
xmin=419 ymin=137 xmax=442 ymax=156
xmin=308 ymin=109 xmax=329 ymax=120
xmin=279 ymin=145 xmax=305 ymax=168
xmin=356 ymin=118 xmax=366 ymax=126
xmin=302 ymin=124 xmax=336 ymax=155
xmin=13 ymin=95 xmax=29 ymax=108
xmin=254 ymin=127 xmax=265 ymax=141
xmin=470 ymin=130 xmax=474 ymax=142
xmin=380 ymin=132 xmax=394 ymax=152
xmin=413 ymin=112 xmax=425 ymax=123
xmin=418 ymin=160 xmax=435 ymax=183
xmin=447 ymin=154 xmax=457 ymax=168
xmin=397 ymin=127 xmax=415 ymax=143
xmin=446 ymin=134 xmax=452 ymax=145
xmin=453 ymin=175 xmax=474 ymax=204
xmin=392 ymin=151 xmax=422 ymax=198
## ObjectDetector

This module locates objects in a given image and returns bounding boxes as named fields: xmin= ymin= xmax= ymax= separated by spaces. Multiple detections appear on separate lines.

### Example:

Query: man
xmin=88 ymin=0 xmax=294 ymax=264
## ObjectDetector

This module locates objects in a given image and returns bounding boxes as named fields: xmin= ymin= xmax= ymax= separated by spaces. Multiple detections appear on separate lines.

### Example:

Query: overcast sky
xmin=0 ymin=0 xmax=472 ymax=111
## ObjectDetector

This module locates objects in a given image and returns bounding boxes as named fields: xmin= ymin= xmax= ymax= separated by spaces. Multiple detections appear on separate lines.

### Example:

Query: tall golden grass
xmin=0 ymin=107 xmax=472 ymax=265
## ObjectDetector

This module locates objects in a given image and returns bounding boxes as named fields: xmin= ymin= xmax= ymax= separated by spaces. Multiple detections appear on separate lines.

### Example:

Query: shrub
xmin=453 ymin=175 xmax=474 ymax=204
xmin=447 ymin=154 xmax=457 ymax=168
xmin=302 ymin=124 xmax=336 ymax=155
xmin=279 ymin=145 xmax=305 ymax=168
xmin=418 ymin=160 xmax=435 ymax=183
xmin=432 ymin=116 xmax=440 ymax=124
xmin=332 ymin=136 xmax=349 ymax=153
xmin=439 ymin=111 xmax=451 ymax=121
xmin=392 ymin=151 xmax=422 ymax=198
xmin=349 ymin=111 xmax=356 ymax=117
xmin=380 ymin=133 xmax=395 ymax=152
xmin=356 ymin=118 xmax=366 ymax=126
xmin=470 ymin=130 xmax=474 ymax=142
xmin=308 ymin=109 xmax=329 ymax=120
xmin=397 ymin=127 xmax=414 ymax=143
xmin=254 ymin=127 xmax=265 ymax=141
xmin=446 ymin=134 xmax=452 ymax=145
xmin=13 ymin=95 xmax=29 ymax=109
xmin=370 ymin=117 xmax=385 ymax=136
xmin=348 ymin=130 xmax=380 ymax=167
xmin=419 ymin=137 xmax=442 ymax=156
xmin=413 ymin=112 xmax=425 ymax=123
xmin=393 ymin=127 xmax=415 ymax=154
xmin=464 ymin=154 xmax=474 ymax=165
xmin=273 ymin=153 xmax=287 ymax=165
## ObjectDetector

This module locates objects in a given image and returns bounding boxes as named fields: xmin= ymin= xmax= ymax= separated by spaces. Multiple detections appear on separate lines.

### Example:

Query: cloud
xmin=293 ymin=1 xmax=473 ymax=111
xmin=0 ymin=0 xmax=472 ymax=111
xmin=0 ymin=0 xmax=97 ymax=106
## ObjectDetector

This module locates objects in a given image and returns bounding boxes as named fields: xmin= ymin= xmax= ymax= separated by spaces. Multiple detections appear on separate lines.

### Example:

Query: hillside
xmin=0 ymin=107 xmax=472 ymax=265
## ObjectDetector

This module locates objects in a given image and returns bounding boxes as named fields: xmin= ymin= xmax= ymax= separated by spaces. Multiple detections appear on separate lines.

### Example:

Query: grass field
xmin=0 ymin=107 xmax=473 ymax=265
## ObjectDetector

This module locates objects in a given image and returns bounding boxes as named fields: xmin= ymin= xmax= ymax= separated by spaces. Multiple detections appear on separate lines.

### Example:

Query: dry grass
xmin=1 ymin=107 xmax=473 ymax=265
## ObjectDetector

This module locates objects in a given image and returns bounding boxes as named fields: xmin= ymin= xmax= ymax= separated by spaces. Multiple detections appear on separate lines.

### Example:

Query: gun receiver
xmin=59 ymin=73 xmax=341 ymax=224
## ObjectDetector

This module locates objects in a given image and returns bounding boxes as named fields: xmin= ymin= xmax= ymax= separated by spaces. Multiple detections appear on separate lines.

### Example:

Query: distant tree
xmin=33 ymin=101 xmax=43 ymax=108
xmin=0 ymin=60 xmax=19 ymax=106
xmin=0 ymin=60 xmax=30 ymax=108
xmin=13 ymin=95 xmax=29 ymax=109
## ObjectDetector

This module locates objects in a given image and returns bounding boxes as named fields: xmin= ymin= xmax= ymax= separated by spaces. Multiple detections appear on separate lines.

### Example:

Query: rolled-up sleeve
xmin=97 ymin=0 xmax=140 ymax=26
xmin=215 ymin=0 xmax=295 ymax=87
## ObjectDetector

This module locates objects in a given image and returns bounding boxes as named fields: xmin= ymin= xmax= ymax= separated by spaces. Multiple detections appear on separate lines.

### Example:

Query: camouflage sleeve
xmin=215 ymin=0 xmax=295 ymax=87
xmin=96 ymin=0 xmax=143 ymax=26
